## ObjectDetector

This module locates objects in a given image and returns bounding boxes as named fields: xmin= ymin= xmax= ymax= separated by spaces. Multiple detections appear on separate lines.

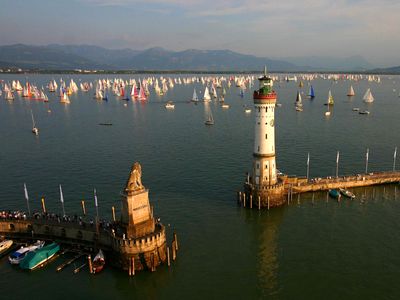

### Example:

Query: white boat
xmin=352 ymin=107 xmax=360 ymax=111
xmin=31 ymin=110 xmax=39 ymax=135
xmin=165 ymin=101 xmax=175 ymax=109
xmin=221 ymin=103 xmax=230 ymax=109
xmin=363 ymin=88 xmax=374 ymax=103
xmin=191 ymin=88 xmax=199 ymax=103
xmin=4 ymin=90 xmax=14 ymax=101
xmin=324 ymin=90 xmax=334 ymax=105
xmin=205 ymin=110 xmax=214 ymax=125
xmin=9 ymin=240 xmax=45 ymax=264
xmin=295 ymin=91 xmax=303 ymax=108
xmin=295 ymin=106 xmax=303 ymax=112
xmin=347 ymin=85 xmax=355 ymax=96
xmin=244 ymin=107 xmax=251 ymax=113
xmin=359 ymin=110 xmax=370 ymax=115
xmin=0 ymin=240 xmax=13 ymax=255
xmin=325 ymin=111 xmax=331 ymax=116
xmin=339 ymin=188 xmax=355 ymax=199
xmin=203 ymin=87 xmax=211 ymax=102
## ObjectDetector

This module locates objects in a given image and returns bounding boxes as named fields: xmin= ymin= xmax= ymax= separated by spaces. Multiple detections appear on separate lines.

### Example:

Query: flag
xmin=336 ymin=151 xmax=340 ymax=164
xmin=59 ymin=184 xmax=64 ymax=203
xmin=307 ymin=152 xmax=310 ymax=166
xmin=24 ymin=183 xmax=29 ymax=201
xmin=394 ymin=147 xmax=397 ymax=159
xmin=94 ymin=188 xmax=98 ymax=207
xmin=366 ymin=148 xmax=369 ymax=160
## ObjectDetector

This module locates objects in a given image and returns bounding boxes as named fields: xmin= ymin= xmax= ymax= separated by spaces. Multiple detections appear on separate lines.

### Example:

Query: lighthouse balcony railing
xmin=250 ymin=182 xmax=284 ymax=191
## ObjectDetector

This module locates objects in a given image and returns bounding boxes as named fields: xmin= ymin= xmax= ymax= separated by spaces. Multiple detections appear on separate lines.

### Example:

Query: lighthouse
xmin=244 ymin=67 xmax=285 ymax=208
xmin=252 ymin=66 xmax=277 ymax=187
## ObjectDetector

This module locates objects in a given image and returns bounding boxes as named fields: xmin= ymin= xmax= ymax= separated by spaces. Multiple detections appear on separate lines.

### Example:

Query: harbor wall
xmin=0 ymin=219 xmax=167 ymax=271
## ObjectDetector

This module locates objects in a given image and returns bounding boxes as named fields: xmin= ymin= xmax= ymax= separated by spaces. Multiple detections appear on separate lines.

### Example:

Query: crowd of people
xmin=1 ymin=210 xmax=113 ymax=231
xmin=0 ymin=210 xmax=27 ymax=220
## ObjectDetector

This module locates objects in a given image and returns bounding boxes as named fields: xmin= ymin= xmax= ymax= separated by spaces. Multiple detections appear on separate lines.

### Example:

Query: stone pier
xmin=0 ymin=162 xmax=169 ymax=273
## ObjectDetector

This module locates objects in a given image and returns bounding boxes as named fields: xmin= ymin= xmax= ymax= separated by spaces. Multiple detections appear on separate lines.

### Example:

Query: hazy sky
xmin=1 ymin=0 xmax=399 ymax=66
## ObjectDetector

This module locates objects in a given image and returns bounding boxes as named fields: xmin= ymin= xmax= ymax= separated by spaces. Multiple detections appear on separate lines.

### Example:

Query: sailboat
xmin=60 ymin=87 xmax=70 ymax=104
xmin=308 ymin=85 xmax=315 ymax=99
xmin=31 ymin=110 xmax=39 ymax=135
xmin=4 ymin=90 xmax=14 ymax=101
xmin=347 ymin=85 xmax=355 ymax=96
xmin=191 ymin=88 xmax=199 ymax=103
xmin=295 ymin=91 xmax=303 ymax=108
xmin=205 ymin=108 xmax=214 ymax=125
xmin=203 ymin=87 xmax=211 ymax=102
xmin=363 ymin=88 xmax=374 ymax=103
xmin=324 ymin=90 xmax=334 ymax=106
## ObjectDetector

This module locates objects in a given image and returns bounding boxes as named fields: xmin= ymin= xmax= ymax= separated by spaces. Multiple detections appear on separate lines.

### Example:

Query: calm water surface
xmin=0 ymin=74 xmax=400 ymax=299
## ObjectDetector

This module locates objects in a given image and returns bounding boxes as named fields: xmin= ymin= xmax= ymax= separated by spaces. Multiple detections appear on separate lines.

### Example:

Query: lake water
xmin=0 ymin=73 xmax=400 ymax=299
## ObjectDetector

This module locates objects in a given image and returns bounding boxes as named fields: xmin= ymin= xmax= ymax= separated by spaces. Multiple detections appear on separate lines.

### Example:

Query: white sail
xmin=347 ymin=85 xmax=355 ymax=96
xmin=203 ymin=87 xmax=211 ymax=101
xmin=192 ymin=88 xmax=199 ymax=102
xmin=363 ymin=88 xmax=374 ymax=103
xmin=295 ymin=91 xmax=302 ymax=107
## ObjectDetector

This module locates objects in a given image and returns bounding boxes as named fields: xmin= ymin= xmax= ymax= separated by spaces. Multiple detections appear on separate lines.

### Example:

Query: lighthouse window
xmin=256 ymin=163 xmax=260 ymax=169
xmin=265 ymin=134 xmax=268 ymax=140
xmin=257 ymin=146 xmax=260 ymax=152
xmin=265 ymin=107 xmax=268 ymax=112
xmin=258 ymin=107 xmax=261 ymax=113
xmin=265 ymin=164 xmax=268 ymax=169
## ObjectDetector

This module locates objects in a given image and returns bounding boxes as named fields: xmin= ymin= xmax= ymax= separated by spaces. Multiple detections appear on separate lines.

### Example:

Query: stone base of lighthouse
xmin=243 ymin=181 xmax=286 ymax=208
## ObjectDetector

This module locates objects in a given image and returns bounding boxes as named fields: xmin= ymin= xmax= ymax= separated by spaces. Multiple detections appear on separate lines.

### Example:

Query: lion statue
xmin=125 ymin=162 xmax=144 ymax=192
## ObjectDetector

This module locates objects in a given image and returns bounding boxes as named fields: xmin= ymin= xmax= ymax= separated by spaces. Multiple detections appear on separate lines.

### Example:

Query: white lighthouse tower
xmin=244 ymin=67 xmax=285 ymax=208
xmin=252 ymin=66 xmax=278 ymax=187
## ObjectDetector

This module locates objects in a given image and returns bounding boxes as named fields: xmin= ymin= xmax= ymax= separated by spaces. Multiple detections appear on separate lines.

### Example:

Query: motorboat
xmin=339 ymin=188 xmax=355 ymax=199
xmin=9 ymin=240 xmax=45 ymax=264
xmin=0 ymin=240 xmax=13 ymax=256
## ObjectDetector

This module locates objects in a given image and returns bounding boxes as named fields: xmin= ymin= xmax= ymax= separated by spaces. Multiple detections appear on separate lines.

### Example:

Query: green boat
xmin=20 ymin=242 xmax=60 ymax=270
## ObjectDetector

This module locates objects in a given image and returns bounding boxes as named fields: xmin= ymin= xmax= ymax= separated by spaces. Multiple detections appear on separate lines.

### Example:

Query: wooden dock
xmin=56 ymin=253 xmax=84 ymax=272
xmin=287 ymin=171 xmax=400 ymax=194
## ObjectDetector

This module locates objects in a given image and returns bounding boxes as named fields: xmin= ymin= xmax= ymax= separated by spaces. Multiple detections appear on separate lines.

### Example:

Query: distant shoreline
xmin=0 ymin=69 xmax=398 ymax=75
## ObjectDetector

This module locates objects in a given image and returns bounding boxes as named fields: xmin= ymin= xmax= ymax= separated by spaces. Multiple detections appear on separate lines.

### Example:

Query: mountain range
xmin=0 ymin=43 xmax=393 ymax=72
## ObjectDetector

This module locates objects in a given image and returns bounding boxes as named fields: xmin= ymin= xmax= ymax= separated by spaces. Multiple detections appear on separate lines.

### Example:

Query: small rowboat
xmin=329 ymin=189 xmax=341 ymax=199
xmin=92 ymin=249 xmax=105 ymax=274
xmin=339 ymin=188 xmax=355 ymax=199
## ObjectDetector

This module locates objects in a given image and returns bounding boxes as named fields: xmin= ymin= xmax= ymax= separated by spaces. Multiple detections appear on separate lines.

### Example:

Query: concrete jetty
xmin=242 ymin=171 xmax=400 ymax=208
xmin=285 ymin=171 xmax=400 ymax=194
xmin=0 ymin=162 xmax=174 ymax=274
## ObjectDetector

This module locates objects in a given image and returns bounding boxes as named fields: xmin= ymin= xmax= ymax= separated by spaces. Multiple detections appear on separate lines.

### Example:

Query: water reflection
xmin=256 ymin=208 xmax=285 ymax=297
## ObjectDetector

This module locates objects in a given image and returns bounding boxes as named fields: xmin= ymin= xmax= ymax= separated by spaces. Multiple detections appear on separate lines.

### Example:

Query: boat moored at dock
xmin=92 ymin=249 xmax=105 ymax=274
xmin=20 ymin=242 xmax=60 ymax=270
xmin=0 ymin=240 xmax=13 ymax=255
xmin=9 ymin=240 xmax=45 ymax=264
xmin=339 ymin=188 xmax=355 ymax=199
